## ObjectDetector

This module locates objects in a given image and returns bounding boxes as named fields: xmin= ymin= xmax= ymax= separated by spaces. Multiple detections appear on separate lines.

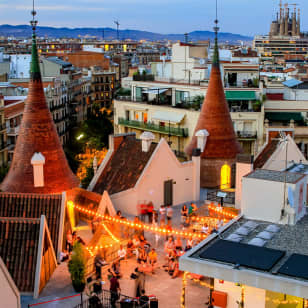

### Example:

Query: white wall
xmin=110 ymin=139 xmax=197 ymax=216
xmin=262 ymin=137 xmax=307 ymax=171
xmin=235 ymin=162 xmax=253 ymax=209
xmin=214 ymin=279 xmax=265 ymax=308
xmin=10 ymin=54 xmax=31 ymax=78
xmin=241 ymin=176 xmax=302 ymax=223
xmin=284 ymin=88 xmax=308 ymax=101
xmin=0 ymin=258 xmax=20 ymax=308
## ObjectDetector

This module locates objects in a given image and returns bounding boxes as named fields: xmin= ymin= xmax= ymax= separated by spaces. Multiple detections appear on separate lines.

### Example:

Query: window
xmin=221 ymin=164 xmax=231 ymax=190
xmin=143 ymin=113 xmax=148 ymax=123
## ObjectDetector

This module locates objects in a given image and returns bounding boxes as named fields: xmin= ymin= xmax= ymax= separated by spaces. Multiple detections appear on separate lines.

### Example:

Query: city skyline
xmin=1 ymin=0 xmax=308 ymax=36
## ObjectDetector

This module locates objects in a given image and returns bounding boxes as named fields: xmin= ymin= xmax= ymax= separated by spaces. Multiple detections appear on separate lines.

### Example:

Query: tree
xmin=68 ymin=242 xmax=86 ymax=292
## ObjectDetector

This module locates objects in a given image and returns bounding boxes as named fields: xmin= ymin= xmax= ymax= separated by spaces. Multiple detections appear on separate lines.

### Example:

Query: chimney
xmin=31 ymin=152 xmax=45 ymax=187
xmin=195 ymin=129 xmax=209 ymax=153
xmin=192 ymin=148 xmax=201 ymax=201
xmin=140 ymin=131 xmax=155 ymax=152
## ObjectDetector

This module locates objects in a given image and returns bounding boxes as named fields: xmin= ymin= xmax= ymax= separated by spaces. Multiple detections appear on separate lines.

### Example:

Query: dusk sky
xmin=1 ymin=0 xmax=308 ymax=36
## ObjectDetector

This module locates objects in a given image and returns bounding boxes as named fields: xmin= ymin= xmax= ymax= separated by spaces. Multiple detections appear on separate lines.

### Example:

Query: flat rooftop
xmin=180 ymin=214 xmax=308 ymax=298
xmin=244 ymin=169 xmax=305 ymax=184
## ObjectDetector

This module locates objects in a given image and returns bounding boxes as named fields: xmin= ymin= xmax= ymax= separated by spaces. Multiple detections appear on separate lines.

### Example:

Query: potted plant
xmin=68 ymin=242 xmax=86 ymax=292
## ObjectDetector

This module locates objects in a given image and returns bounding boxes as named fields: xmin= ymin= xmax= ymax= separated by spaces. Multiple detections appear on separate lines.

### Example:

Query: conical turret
xmin=0 ymin=10 xmax=79 ymax=194
xmin=185 ymin=34 xmax=242 ymax=159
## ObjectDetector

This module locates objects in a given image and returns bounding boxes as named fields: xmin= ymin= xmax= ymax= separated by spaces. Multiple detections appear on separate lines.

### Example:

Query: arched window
xmin=221 ymin=164 xmax=231 ymax=190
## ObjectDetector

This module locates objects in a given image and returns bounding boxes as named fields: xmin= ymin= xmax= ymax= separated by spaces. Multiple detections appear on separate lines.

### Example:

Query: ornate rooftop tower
xmin=185 ymin=2 xmax=242 ymax=188
xmin=0 ymin=2 xmax=79 ymax=193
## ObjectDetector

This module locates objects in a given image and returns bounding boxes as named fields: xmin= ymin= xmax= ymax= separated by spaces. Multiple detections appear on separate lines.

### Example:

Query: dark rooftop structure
xmin=180 ymin=214 xmax=308 ymax=298
xmin=0 ymin=216 xmax=56 ymax=295
xmin=93 ymin=134 xmax=158 ymax=195
xmin=0 ymin=193 xmax=64 ymax=255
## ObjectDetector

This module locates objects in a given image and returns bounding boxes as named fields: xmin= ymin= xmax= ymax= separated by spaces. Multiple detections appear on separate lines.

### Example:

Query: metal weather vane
xmin=30 ymin=0 xmax=38 ymax=32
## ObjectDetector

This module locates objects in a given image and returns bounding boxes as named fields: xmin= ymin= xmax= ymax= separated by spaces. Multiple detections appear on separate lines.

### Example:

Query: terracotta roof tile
xmin=93 ymin=135 xmax=157 ymax=195
xmin=0 ymin=193 xmax=62 ymax=255
xmin=185 ymin=65 xmax=243 ymax=158
xmin=1 ymin=35 xmax=79 ymax=194
xmin=0 ymin=217 xmax=40 ymax=292
xmin=254 ymin=134 xmax=280 ymax=169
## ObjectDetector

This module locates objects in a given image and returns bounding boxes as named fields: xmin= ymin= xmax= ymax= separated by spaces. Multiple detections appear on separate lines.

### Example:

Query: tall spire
xmin=0 ymin=2 xmax=79 ymax=193
xmin=212 ymin=0 xmax=220 ymax=67
xmin=185 ymin=1 xmax=242 ymax=159
xmin=30 ymin=0 xmax=41 ymax=79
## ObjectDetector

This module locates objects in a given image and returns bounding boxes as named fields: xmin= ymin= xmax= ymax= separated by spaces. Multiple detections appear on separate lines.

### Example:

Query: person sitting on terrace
xmin=201 ymin=223 xmax=209 ymax=234
xmin=60 ymin=250 xmax=69 ymax=262
xmin=164 ymin=237 xmax=174 ymax=256
xmin=137 ymin=247 xmax=148 ymax=265
xmin=185 ymin=237 xmax=194 ymax=251
xmin=140 ymin=235 xmax=151 ymax=252
xmin=171 ymin=258 xmax=181 ymax=279
xmin=182 ymin=217 xmax=190 ymax=230
xmin=126 ymin=239 xmax=134 ymax=257
xmin=117 ymin=244 xmax=127 ymax=261
xmin=148 ymin=248 xmax=158 ymax=273
xmin=174 ymin=237 xmax=183 ymax=251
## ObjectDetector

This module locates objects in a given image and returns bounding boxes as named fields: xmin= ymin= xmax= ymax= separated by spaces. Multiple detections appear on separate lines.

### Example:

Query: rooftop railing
xmin=118 ymin=117 xmax=188 ymax=137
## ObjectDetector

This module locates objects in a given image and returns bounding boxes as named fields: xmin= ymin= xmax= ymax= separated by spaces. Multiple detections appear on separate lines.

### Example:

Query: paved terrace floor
xmin=22 ymin=202 xmax=211 ymax=308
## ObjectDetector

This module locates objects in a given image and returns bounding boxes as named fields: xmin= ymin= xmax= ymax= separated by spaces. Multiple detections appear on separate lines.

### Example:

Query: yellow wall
xmin=265 ymin=290 xmax=303 ymax=308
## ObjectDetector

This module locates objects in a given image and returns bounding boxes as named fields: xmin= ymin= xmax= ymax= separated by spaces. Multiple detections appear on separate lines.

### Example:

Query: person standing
xmin=134 ymin=268 xmax=146 ymax=298
xmin=159 ymin=205 xmax=166 ymax=226
xmin=181 ymin=205 xmax=188 ymax=224
xmin=147 ymin=202 xmax=154 ymax=223
xmin=66 ymin=230 xmax=73 ymax=253
xmin=166 ymin=205 xmax=173 ymax=226
xmin=110 ymin=274 xmax=120 ymax=308
xmin=152 ymin=211 xmax=160 ymax=247
xmin=139 ymin=290 xmax=149 ymax=308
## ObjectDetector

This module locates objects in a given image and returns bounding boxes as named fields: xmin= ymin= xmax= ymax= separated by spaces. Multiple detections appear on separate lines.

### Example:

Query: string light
xmin=86 ymin=244 xmax=115 ymax=256
xmin=72 ymin=202 xmax=212 ymax=239
xmin=187 ymin=273 xmax=214 ymax=290
xmin=207 ymin=204 xmax=238 ymax=219
xmin=102 ymin=223 xmax=120 ymax=243
xmin=181 ymin=271 xmax=188 ymax=308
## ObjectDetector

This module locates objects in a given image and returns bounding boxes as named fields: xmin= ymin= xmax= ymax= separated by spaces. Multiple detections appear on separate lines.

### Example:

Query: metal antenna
xmin=114 ymin=20 xmax=120 ymax=41
xmin=214 ymin=0 xmax=219 ymax=38
xmin=30 ymin=0 xmax=38 ymax=32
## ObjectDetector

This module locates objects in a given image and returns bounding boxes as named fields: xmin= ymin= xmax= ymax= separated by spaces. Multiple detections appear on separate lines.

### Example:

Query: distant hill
xmin=0 ymin=25 xmax=252 ymax=43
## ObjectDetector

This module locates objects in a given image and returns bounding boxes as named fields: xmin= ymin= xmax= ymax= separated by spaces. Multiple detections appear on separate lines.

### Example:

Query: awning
xmin=265 ymin=112 xmax=303 ymax=122
xmin=152 ymin=111 xmax=185 ymax=124
xmin=282 ymin=79 xmax=303 ymax=88
xmin=142 ymin=88 xmax=169 ymax=94
xmin=225 ymin=91 xmax=257 ymax=101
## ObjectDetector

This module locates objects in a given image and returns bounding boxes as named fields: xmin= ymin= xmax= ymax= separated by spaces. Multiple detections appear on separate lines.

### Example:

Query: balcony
xmin=0 ymin=123 xmax=6 ymax=132
xmin=7 ymin=126 xmax=20 ymax=135
xmin=118 ymin=118 xmax=188 ymax=137
xmin=0 ymin=142 xmax=8 ymax=151
xmin=237 ymin=131 xmax=257 ymax=139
